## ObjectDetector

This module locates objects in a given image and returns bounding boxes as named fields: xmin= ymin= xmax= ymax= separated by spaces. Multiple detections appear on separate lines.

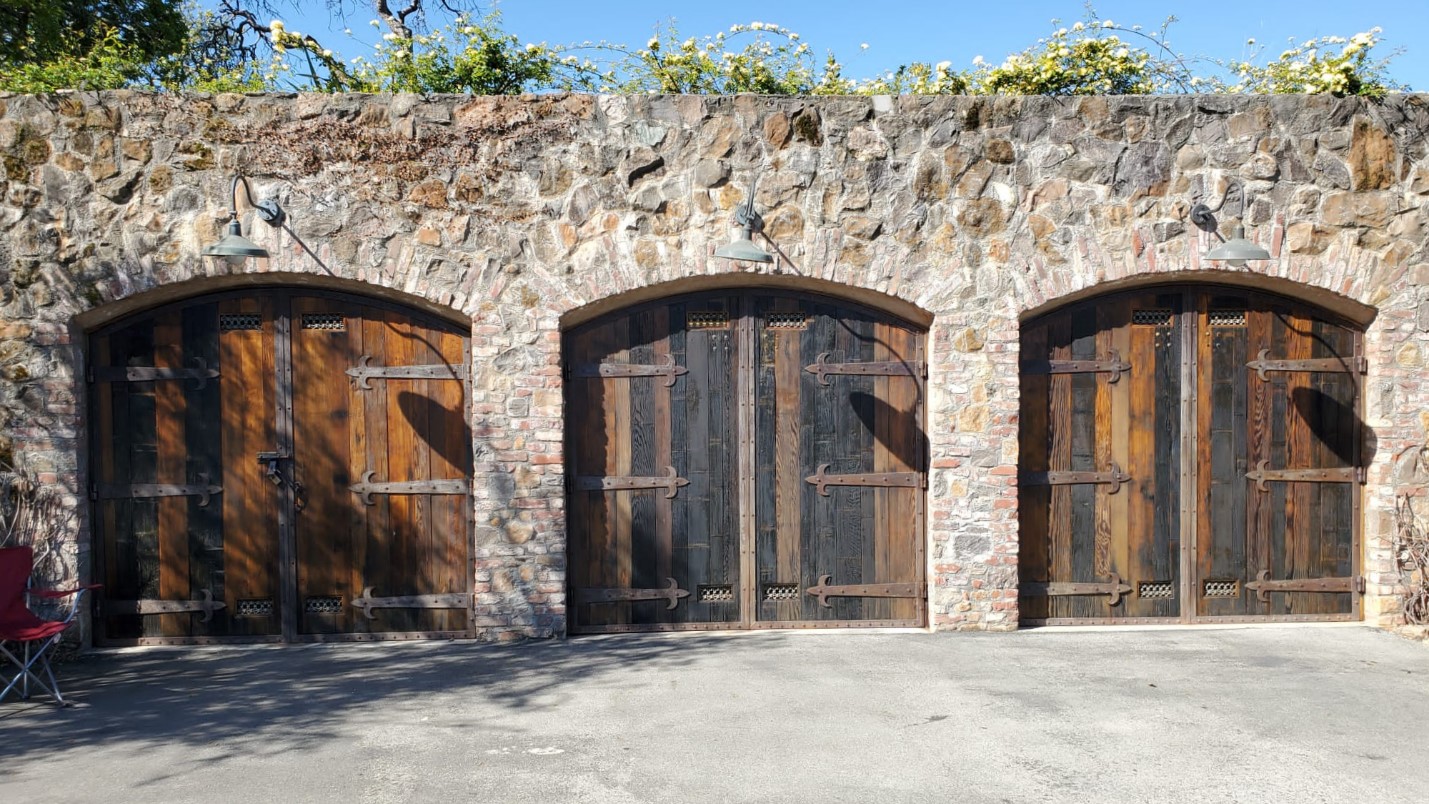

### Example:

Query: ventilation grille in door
xmin=1203 ymin=580 xmax=1240 ymax=598
xmin=765 ymin=312 xmax=809 ymax=330
xmin=687 ymin=311 xmax=729 ymax=330
xmin=1208 ymin=309 xmax=1247 ymax=327
xmin=1138 ymin=582 xmax=1175 ymax=600
xmin=1132 ymin=309 xmax=1173 ymax=327
xmin=235 ymin=598 xmax=273 ymax=617
xmin=698 ymin=585 xmax=734 ymax=602
xmin=219 ymin=313 xmax=262 ymax=331
xmin=763 ymin=583 xmax=800 ymax=602
xmin=301 ymin=313 xmax=346 ymax=331
xmin=304 ymin=596 xmax=344 ymax=613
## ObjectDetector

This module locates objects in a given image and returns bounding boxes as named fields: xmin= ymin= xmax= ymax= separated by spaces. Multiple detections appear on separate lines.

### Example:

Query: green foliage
xmin=0 ymin=0 xmax=187 ymax=65
xmin=0 ymin=2 xmax=1408 ymax=97
xmin=1212 ymin=29 xmax=1400 ymax=97
xmin=348 ymin=15 xmax=555 ymax=94
xmin=0 ymin=26 xmax=144 ymax=92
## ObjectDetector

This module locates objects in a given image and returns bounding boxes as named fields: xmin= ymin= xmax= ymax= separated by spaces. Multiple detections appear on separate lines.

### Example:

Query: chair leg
xmin=0 ymin=639 xmax=63 ymax=704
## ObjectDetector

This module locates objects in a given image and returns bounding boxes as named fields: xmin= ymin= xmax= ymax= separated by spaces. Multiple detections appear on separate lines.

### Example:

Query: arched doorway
xmin=1019 ymin=286 xmax=1364 ymax=624
xmin=88 ymin=288 xmax=473 ymax=644
xmin=564 ymin=289 xmax=928 ymax=632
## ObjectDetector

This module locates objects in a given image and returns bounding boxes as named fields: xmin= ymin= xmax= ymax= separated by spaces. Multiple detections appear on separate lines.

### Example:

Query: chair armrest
xmin=32 ymin=583 xmax=103 ymax=599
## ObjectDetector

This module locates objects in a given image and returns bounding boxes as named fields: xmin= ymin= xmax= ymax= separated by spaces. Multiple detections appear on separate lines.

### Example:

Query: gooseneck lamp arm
xmin=713 ymin=171 xmax=774 ymax=264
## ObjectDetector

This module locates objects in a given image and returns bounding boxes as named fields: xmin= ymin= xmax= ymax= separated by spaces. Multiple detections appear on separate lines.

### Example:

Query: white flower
xmin=936 ymin=60 xmax=951 ymax=72
xmin=750 ymin=21 xmax=764 ymax=30
xmin=1072 ymin=22 xmax=1084 ymax=32
xmin=1102 ymin=20 xmax=1115 ymax=28
xmin=321 ymin=49 xmax=333 ymax=58
xmin=647 ymin=36 xmax=659 ymax=48
xmin=343 ymin=28 xmax=352 ymax=35
xmin=972 ymin=55 xmax=985 ymax=66
xmin=270 ymin=20 xmax=284 ymax=32
xmin=383 ymin=32 xmax=398 ymax=41
xmin=860 ymin=42 xmax=869 ymax=50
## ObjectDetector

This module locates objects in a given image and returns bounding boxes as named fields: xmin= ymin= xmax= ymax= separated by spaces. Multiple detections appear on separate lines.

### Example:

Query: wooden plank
xmin=1104 ymin=300 xmax=1133 ymax=616
xmin=1245 ymin=304 xmax=1273 ymax=617
xmin=883 ymin=321 xmax=920 ymax=622
xmin=607 ymin=316 xmax=633 ymax=625
xmin=667 ymin=306 xmax=691 ymax=625
xmin=1093 ymin=306 xmax=1114 ymax=582
xmin=356 ymin=308 xmax=392 ymax=635
xmin=1285 ymin=309 xmax=1315 ymax=615
xmin=1068 ymin=312 xmax=1098 ymax=618
xmin=682 ymin=311 xmax=714 ymax=625
xmin=345 ymin=304 xmax=372 ymax=635
xmin=710 ymin=300 xmax=739 ymax=624
xmin=1126 ymin=302 xmax=1157 ymax=618
xmin=1017 ymin=322 xmax=1051 ymax=621
xmin=1268 ymin=310 xmax=1289 ymax=612
xmin=775 ymin=302 xmax=803 ymax=622
xmin=803 ymin=303 xmax=836 ymax=621
xmin=151 ymin=312 xmax=188 ymax=637
xmin=1046 ymin=314 xmax=1073 ymax=619
xmin=1150 ymin=294 xmax=1181 ymax=619
xmin=628 ymin=311 xmax=657 ymax=625
xmin=183 ymin=304 xmax=225 ymax=636
xmin=652 ymin=306 xmax=674 ymax=626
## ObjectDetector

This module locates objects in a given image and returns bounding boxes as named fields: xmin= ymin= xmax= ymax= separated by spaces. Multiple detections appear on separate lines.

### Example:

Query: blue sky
xmin=257 ymin=0 xmax=1427 ymax=89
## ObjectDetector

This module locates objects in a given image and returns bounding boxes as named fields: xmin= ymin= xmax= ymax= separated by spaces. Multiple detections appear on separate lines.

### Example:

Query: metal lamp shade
xmin=713 ymin=229 xmax=773 ymax=263
xmin=202 ymin=219 xmax=270 ymax=259
xmin=1205 ymin=225 xmax=1270 ymax=262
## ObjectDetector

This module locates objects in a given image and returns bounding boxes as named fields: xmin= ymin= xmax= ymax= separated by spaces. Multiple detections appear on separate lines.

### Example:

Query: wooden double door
xmin=565 ymin=291 xmax=927 ymax=632
xmin=1019 ymin=287 xmax=1363 ymax=624
xmin=89 ymin=290 xmax=473 ymax=644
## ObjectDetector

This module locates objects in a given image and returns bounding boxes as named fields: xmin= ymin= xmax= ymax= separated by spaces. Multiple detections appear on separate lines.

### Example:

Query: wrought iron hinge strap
xmin=1245 ymin=460 xmax=1364 ymax=493
xmin=806 ymin=575 xmax=919 ymax=608
xmin=805 ymin=464 xmax=924 ymax=497
xmin=1020 ymin=573 xmax=1132 ymax=605
xmin=349 ymin=470 xmax=469 ymax=505
xmin=1244 ymin=570 xmax=1363 ymax=603
xmin=345 ymin=355 xmax=468 ymax=390
xmin=573 ymin=578 xmax=690 ymax=610
xmin=805 ymin=352 xmax=926 ymax=386
xmin=1021 ymin=350 xmax=1131 ymax=383
xmin=89 ymin=358 xmax=220 ymax=389
xmin=102 ymin=589 xmax=226 ymax=623
xmin=1019 ymin=463 xmax=1130 ymax=494
xmin=350 ymin=587 xmax=471 ymax=620
xmin=1246 ymin=349 xmax=1367 ymax=381
xmin=93 ymin=473 xmax=222 ymax=507
xmin=575 ymin=466 xmax=689 ymax=499
xmin=568 ymin=355 xmax=687 ymax=387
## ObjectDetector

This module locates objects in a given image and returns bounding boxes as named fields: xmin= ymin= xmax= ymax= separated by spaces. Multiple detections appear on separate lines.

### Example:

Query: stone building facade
xmin=1 ymin=90 xmax=1426 ymax=640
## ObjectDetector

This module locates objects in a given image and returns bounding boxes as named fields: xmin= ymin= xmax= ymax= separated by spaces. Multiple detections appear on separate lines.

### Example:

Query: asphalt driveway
xmin=2 ymin=625 xmax=1425 ymax=803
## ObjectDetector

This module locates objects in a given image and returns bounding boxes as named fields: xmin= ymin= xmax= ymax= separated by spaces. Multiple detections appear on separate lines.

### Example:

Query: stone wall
xmin=2 ymin=91 xmax=1428 ymax=637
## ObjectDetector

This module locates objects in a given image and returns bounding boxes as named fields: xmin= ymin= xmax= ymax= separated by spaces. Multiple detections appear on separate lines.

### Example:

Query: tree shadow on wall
xmin=1289 ymin=386 xmax=1377 ymax=469
xmin=397 ymin=390 xmax=473 ymax=470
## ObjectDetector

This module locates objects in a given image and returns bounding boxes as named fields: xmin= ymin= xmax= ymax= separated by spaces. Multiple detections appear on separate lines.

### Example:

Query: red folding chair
xmin=0 ymin=546 xmax=99 ymax=705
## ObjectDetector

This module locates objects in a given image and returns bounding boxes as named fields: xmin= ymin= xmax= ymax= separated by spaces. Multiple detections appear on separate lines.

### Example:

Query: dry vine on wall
xmin=1395 ymin=493 xmax=1429 ymax=626
xmin=0 ymin=458 xmax=76 ymax=586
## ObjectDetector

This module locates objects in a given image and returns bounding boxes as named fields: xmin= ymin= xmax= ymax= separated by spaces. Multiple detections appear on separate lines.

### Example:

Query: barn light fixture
xmin=202 ymin=175 xmax=286 ymax=260
xmin=1190 ymin=181 xmax=1271 ymax=267
xmin=713 ymin=173 xmax=774 ymax=264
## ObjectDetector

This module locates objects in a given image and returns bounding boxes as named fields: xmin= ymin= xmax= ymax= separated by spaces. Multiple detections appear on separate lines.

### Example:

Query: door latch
xmin=256 ymin=452 xmax=291 ymax=485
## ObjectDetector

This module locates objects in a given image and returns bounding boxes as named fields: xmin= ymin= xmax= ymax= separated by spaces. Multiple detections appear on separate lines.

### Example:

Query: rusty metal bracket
xmin=1247 ymin=348 xmax=1367 ymax=382
xmin=575 ymin=466 xmax=689 ymax=499
xmin=89 ymin=357 xmax=220 ymax=390
xmin=569 ymin=354 xmax=688 ymax=387
xmin=573 ymin=578 xmax=690 ymax=610
xmin=804 ymin=352 xmax=925 ymax=386
xmin=349 ymin=470 xmax=469 ymax=505
xmin=350 ymin=587 xmax=472 ymax=620
xmin=1021 ymin=350 xmax=1132 ymax=383
xmin=345 ymin=355 xmax=468 ymax=390
xmin=1020 ymin=572 xmax=1133 ymax=605
xmin=805 ymin=464 xmax=924 ymax=497
xmin=102 ymin=588 xmax=226 ymax=623
xmin=806 ymin=575 xmax=919 ymax=608
xmin=1019 ymin=463 xmax=1131 ymax=494
xmin=1244 ymin=570 xmax=1363 ymax=603
xmin=94 ymin=473 xmax=223 ymax=507
xmin=1245 ymin=459 xmax=1364 ymax=493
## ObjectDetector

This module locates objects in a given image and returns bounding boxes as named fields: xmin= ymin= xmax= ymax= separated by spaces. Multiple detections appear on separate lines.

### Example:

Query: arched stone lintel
xmin=559 ymin=273 xmax=934 ymax=331
xmin=1018 ymin=269 xmax=1378 ymax=328
xmin=71 ymin=271 xmax=471 ymax=332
